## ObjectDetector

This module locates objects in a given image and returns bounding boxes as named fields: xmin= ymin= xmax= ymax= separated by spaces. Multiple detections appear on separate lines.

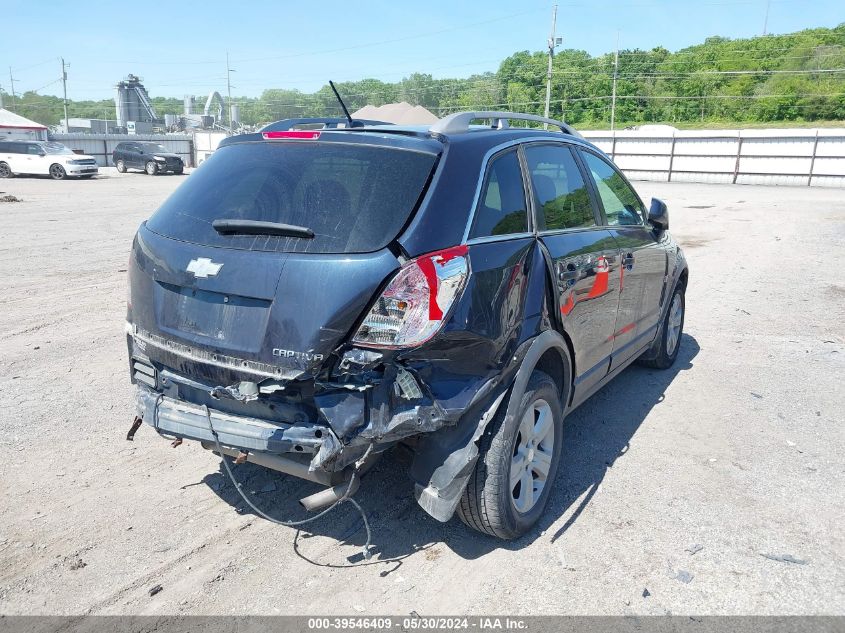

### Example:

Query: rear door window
xmin=524 ymin=144 xmax=597 ymax=231
xmin=469 ymin=149 xmax=528 ymax=238
xmin=580 ymin=150 xmax=646 ymax=226
xmin=146 ymin=141 xmax=438 ymax=254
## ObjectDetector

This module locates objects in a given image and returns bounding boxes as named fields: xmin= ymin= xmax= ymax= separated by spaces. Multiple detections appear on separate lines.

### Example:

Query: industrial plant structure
xmin=60 ymin=74 xmax=237 ymax=135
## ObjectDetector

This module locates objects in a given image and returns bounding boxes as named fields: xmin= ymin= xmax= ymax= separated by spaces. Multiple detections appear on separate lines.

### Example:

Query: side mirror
xmin=648 ymin=198 xmax=669 ymax=232
xmin=38 ymin=151 xmax=46 ymax=157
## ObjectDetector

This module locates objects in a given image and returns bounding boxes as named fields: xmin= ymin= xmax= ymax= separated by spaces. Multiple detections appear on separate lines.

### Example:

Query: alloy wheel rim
xmin=0 ymin=164 xmax=8 ymax=177
xmin=510 ymin=398 xmax=554 ymax=514
xmin=666 ymin=294 xmax=683 ymax=356
xmin=50 ymin=165 xmax=64 ymax=179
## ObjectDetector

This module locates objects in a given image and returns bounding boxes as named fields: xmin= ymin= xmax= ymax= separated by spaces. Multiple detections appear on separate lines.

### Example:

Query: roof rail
xmin=430 ymin=111 xmax=581 ymax=138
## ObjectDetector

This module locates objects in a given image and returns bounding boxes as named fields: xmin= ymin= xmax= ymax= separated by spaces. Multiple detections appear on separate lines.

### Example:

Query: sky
xmin=0 ymin=0 xmax=842 ymax=103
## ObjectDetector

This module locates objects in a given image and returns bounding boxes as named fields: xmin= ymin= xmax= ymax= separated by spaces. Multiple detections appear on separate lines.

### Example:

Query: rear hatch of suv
xmin=128 ymin=132 xmax=441 ymax=387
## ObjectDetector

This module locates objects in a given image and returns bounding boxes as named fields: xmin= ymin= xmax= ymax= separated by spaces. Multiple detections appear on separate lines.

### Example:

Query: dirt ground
xmin=0 ymin=169 xmax=843 ymax=616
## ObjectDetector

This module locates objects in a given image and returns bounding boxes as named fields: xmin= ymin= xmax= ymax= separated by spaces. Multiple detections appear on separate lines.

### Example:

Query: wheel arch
xmin=411 ymin=327 xmax=572 ymax=522
xmin=640 ymin=257 xmax=689 ymax=363
xmin=520 ymin=332 xmax=573 ymax=412
xmin=678 ymin=265 xmax=689 ymax=290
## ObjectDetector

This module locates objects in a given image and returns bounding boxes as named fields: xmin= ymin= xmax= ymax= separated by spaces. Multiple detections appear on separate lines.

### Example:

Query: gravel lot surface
xmin=0 ymin=169 xmax=843 ymax=615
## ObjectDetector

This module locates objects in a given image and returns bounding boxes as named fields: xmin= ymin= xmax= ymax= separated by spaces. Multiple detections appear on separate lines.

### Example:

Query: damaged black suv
xmin=126 ymin=112 xmax=687 ymax=539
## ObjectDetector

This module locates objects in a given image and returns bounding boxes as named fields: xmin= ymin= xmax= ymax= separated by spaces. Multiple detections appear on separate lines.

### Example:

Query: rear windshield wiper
xmin=212 ymin=219 xmax=314 ymax=239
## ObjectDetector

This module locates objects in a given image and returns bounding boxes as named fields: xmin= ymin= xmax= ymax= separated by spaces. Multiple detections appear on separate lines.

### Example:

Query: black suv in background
xmin=126 ymin=112 xmax=688 ymax=539
xmin=113 ymin=142 xmax=184 ymax=175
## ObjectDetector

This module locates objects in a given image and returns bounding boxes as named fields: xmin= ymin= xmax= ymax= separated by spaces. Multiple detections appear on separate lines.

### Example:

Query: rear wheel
xmin=458 ymin=371 xmax=563 ymax=539
xmin=639 ymin=284 xmax=685 ymax=369
xmin=115 ymin=159 xmax=126 ymax=173
xmin=49 ymin=164 xmax=67 ymax=180
xmin=0 ymin=162 xmax=12 ymax=178
xmin=174 ymin=166 xmax=184 ymax=175
xmin=145 ymin=161 xmax=158 ymax=175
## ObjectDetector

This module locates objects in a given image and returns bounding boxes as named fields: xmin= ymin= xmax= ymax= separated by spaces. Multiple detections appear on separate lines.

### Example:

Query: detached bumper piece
xmin=135 ymin=386 xmax=340 ymax=467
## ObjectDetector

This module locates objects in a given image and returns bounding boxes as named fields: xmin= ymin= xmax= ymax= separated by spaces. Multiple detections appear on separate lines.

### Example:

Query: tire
xmin=49 ymin=164 xmax=67 ymax=180
xmin=458 ymin=371 xmax=563 ymax=539
xmin=0 ymin=162 xmax=12 ymax=178
xmin=145 ymin=161 xmax=158 ymax=175
xmin=115 ymin=159 xmax=126 ymax=173
xmin=174 ymin=167 xmax=184 ymax=175
xmin=639 ymin=284 xmax=685 ymax=369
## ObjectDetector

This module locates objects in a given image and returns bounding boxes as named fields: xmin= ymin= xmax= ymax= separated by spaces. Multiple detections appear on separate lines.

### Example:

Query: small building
xmin=62 ymin=118 xmax=118 ymax=134
xmin=0 ymin=108 xmax=49 ymax=140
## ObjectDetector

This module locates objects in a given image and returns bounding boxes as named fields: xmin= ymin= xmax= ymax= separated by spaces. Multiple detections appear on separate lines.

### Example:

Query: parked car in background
xmin=126 ymin=111 xmax=687 ymax=539
xmin=0 ymin=141 xmax=98 ymax=180
xmin=113 ymin=142 xmax=184 ymax=175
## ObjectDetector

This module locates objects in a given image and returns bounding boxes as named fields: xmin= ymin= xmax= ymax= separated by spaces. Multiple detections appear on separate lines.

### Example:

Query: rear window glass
xmin=146 ymin=142 xmax=437 ymax=253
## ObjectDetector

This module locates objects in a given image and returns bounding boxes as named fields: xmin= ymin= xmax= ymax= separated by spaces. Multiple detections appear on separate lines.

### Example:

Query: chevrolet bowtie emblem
xmin=186 ymin=258 xmax=223 ymax=278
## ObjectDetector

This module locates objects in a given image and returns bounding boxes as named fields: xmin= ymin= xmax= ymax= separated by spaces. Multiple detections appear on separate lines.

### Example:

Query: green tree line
xmin=4 ymin=24 xmax=844 ymax=128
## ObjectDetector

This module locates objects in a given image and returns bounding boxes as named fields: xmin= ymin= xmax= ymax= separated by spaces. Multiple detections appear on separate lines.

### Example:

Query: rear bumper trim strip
xmin=127 ymin=323 xmax=302 ymax=381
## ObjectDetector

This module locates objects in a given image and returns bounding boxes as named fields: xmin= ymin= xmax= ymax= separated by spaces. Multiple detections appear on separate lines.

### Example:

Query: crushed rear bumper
xmin=135 ymin=386 xmax=343 ymax=471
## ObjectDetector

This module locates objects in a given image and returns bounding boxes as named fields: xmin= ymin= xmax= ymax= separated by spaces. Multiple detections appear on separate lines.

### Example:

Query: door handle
xmin=558 ymin=263 xmax=579 ymax=283
xmin=622 ymin=253 xmax=635 ymax=269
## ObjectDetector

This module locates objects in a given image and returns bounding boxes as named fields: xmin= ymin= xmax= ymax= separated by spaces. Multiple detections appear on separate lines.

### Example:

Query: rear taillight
xmin=352 ymin=245 xmax=469 ymax=349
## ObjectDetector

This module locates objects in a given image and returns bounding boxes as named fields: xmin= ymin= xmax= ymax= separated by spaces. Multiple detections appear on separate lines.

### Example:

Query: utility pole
xmin=61 ymin=58 xmax=69 ymax=132
xmin=8 ymin=67 xmax=17 ymax=111
xmin=0 ymin=81 xmax=4 ymax=109
xmin=762 ymin=0 xmax=770 ymax=35
xmin=543 ymin=4 xmax=558 ymax=126
xmin=610 ymin=32 xmax=620 ymax=131
xmin=226 ymin=51 xmax=235 ymax=130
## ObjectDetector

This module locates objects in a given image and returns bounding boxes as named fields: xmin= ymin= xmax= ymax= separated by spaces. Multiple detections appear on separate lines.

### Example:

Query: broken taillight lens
xmin=352 ymin=245 xmax=469 ymax=349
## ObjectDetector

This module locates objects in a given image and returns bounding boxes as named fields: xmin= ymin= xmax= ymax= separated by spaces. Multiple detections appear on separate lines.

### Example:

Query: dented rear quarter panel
xmin=400 ymin=238 xmax=549 ymax=414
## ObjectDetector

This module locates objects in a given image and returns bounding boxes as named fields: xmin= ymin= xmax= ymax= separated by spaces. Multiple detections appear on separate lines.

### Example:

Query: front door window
xmin=580 ymin=151 xmax=645 ymax=226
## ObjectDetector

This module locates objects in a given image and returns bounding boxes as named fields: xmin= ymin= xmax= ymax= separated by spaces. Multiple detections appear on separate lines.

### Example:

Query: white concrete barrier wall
xmin=580 ymin=128 xmax=845 ymax=187
xmin=48 ymin=128 xmax=845 ymax=186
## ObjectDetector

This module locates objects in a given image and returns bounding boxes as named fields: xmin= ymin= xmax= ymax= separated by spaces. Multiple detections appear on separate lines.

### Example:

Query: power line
xmin=230 ymin=7 xmax=549 ymax=64
xmin=11 ymin=57 xmax=59 ymax=73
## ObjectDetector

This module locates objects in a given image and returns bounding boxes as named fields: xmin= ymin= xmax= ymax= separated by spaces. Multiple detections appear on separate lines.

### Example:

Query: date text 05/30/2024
xmin=307 ymin=617 xmax=528 ymax=630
